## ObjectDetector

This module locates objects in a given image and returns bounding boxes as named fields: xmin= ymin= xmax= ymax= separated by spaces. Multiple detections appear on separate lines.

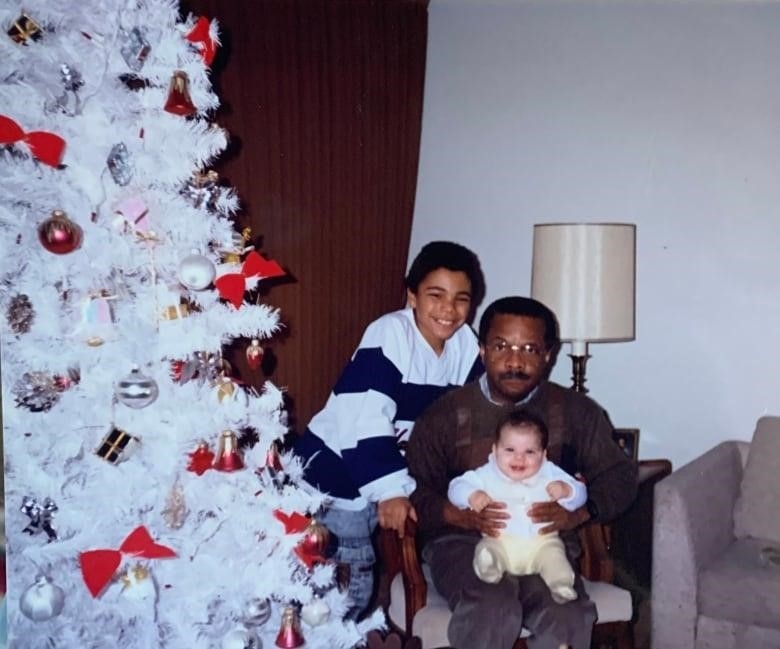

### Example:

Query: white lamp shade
xmin=531 ymin=223 xmax=636 ymax=349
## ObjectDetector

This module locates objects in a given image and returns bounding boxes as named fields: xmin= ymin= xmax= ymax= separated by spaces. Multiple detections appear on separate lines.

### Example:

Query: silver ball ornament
xmin=225 ymin=230 xmax=246 ymax=250
xmin=300 ymin=596 xmax=330 ymax=626
xmin=20 ymin=575 xmax=65 ymax=621
xmin=244 ymin=597 xmax=271 ymax=626
xmin=115 ymin=366 xmax=159 ymax=409
xmin=178 ymin=251 xmax=216 ymax=290
xmin=222 ymin=626 xmax=261 ymax=649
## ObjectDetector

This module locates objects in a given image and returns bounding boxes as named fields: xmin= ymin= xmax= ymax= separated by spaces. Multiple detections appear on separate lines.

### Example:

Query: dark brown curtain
xmin=183 ymin=0 xmax=429 ymax=431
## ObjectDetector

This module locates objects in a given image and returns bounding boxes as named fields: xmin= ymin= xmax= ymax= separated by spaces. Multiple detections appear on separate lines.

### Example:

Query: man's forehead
xmin=488 ymin=314 xmax=545 ymax=339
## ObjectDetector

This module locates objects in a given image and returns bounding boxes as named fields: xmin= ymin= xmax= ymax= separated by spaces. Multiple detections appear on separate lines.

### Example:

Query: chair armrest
xmin=654 ymin=441 xmax=743 ymax=577
xmin=578 ymin=522 xmax=614 ymax=583
xmin=652 ymin=440 xmax=744 ymax=649
xmin=377 ymin=518 xmax=427 ymax=634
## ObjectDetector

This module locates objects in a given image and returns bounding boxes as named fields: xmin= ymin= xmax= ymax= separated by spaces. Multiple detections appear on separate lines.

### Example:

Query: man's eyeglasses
xmin=486 ymin=340 xmax=546 ymax=360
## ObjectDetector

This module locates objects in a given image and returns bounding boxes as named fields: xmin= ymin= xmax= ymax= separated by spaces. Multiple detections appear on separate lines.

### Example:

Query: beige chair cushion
xmin=388 ymin=564 xmax=632 ymax=649
xmin=734 ymin=416 xmax=780 ymax=543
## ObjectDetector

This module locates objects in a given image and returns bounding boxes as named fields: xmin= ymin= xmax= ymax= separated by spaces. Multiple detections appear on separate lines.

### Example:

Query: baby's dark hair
xmin=495 ymin=409 xmax=549 ymax=450
xmin=405 ymin=241 xmax=485 ymax=307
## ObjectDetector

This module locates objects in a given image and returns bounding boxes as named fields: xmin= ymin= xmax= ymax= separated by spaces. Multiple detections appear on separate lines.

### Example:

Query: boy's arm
xmin=334 ymin=315 xmax=414 ymax=501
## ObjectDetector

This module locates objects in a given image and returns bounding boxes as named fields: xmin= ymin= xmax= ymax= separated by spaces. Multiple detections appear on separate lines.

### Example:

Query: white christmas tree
xmin=0 ymin=1 xmax=382 ymax=647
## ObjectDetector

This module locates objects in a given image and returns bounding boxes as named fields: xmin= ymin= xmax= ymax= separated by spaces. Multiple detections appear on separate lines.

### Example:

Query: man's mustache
xmin=499 ymin=370 xmax=530 ymax=381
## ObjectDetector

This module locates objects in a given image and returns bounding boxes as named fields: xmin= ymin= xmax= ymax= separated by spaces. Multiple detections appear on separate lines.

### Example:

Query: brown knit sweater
xmin=407 ymin=380 xmax=638 ymax=549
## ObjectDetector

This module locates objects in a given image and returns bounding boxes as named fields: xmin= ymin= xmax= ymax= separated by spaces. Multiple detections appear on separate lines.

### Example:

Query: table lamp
xmin=530 ymin=223 xmax=636 ymax=393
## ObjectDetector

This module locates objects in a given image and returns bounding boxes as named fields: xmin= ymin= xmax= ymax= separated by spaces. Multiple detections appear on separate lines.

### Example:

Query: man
xmin=406 ymin=296 xmax=637 ymax=649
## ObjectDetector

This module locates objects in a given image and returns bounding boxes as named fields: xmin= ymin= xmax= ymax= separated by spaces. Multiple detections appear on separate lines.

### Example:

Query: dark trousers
xmin=423 ymin=534 xmax=596 ymax=649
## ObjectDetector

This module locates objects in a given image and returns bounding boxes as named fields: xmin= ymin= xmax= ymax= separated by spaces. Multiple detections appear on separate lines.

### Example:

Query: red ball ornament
xmin=245 ymin=339 xmax=264 ymax=370
xmin=295 ymin=518 xmax=330 ymax=568
xmin=38 ymin=210 xmax=82 ymax=254
xmin=300 ymin=519 xmax=330 ymax=556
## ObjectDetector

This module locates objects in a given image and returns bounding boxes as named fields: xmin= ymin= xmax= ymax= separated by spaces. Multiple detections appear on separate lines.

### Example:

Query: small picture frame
xmin=613 ymin=428 xmax=639 ymax=461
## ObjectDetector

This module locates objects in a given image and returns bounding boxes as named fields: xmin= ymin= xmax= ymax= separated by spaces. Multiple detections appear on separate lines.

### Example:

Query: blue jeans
xmin=319 ymin=502 xmax=378 ymax=619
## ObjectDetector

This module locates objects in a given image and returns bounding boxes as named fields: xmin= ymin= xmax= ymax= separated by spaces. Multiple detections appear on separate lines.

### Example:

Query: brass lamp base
xmin=569 ymin=354 xmax=590 ymax=394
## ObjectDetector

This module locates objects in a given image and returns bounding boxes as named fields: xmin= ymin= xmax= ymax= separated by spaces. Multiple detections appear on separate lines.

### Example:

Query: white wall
xmin=408 ymin=0 xmax=780 ymax=470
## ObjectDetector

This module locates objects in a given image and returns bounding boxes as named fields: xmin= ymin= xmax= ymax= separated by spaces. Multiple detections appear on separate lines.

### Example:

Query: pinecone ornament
xmin=13 ymin=372 xmax=60 ymax=412
xmin=7 ymin=293 xmax=35 ymax=333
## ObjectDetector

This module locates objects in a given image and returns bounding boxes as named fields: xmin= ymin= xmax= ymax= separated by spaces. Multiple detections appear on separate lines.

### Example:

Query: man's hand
xmin=377 ymin=496 xmax=417 ymax=538
xmin=527 ymin=501 xmax=589 ymax=535
xmin=445 ymin=500 xmax=509 ymax=537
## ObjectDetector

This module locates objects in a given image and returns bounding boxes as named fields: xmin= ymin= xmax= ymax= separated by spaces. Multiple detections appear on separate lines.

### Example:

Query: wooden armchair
xmin=377 ymin=520 xmax=633 ymax=649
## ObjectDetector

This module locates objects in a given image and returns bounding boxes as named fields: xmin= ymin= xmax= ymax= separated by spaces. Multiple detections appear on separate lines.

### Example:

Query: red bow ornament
xmin=185 ymin=16 xmax=218 ymax=66
xmin=79 ymin=525 xmax=176 ymax=597
xmin=214 ymin=250 xmax=285 ymax=309
xmin=0 ymin=115 xmax=66 ymax=167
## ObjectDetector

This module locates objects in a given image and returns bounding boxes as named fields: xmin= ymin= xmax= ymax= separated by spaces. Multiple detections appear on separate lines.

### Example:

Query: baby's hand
xmin=546 ymin=480 xmax=572 ymax=501
xmin=468 ymin=490 xmax=491 ymax=512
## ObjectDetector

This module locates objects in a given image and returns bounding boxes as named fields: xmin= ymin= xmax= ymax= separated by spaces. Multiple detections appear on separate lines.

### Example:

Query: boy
xmin=294 ymin=241 xmax=485 ymax=618
xmin=448 ymin=409 xmax=586 ymax=603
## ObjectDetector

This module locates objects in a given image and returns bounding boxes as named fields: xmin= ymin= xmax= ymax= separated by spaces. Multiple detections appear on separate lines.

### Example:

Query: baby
xmin=448 ymin=408 xmax=586 ymax=603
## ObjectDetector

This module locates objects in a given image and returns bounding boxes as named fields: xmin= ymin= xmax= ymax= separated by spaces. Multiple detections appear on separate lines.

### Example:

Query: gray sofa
xmin=652 ymin=417 xmax=780 ymax=649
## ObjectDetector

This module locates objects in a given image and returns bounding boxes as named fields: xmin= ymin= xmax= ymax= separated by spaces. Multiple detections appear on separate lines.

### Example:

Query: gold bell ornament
xmin=164 ymin=70 xmax=197 ymax=116
xmin=275 ymin=605 xmax=305 ymax=648
xmin=213 ymin=375 xmax=248 ymax=407
xmin=212 ymin=430 xmax=244 ymax=472
xmin=119 ymin=564 xmax=156 ymax=601
xmin=220 ymin=227 xmax=253 ymax=265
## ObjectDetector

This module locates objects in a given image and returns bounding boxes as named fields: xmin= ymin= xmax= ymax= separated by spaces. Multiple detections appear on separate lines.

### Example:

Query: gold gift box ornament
xmin=8 ymin=13 xmax=42 ymax=45
xmin=95 ymin=427 xmax=140 ymax=464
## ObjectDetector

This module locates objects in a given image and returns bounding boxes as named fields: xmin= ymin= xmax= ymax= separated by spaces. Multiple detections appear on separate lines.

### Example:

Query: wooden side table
xmin=608 ymin=458 xmax=672 ymax=591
